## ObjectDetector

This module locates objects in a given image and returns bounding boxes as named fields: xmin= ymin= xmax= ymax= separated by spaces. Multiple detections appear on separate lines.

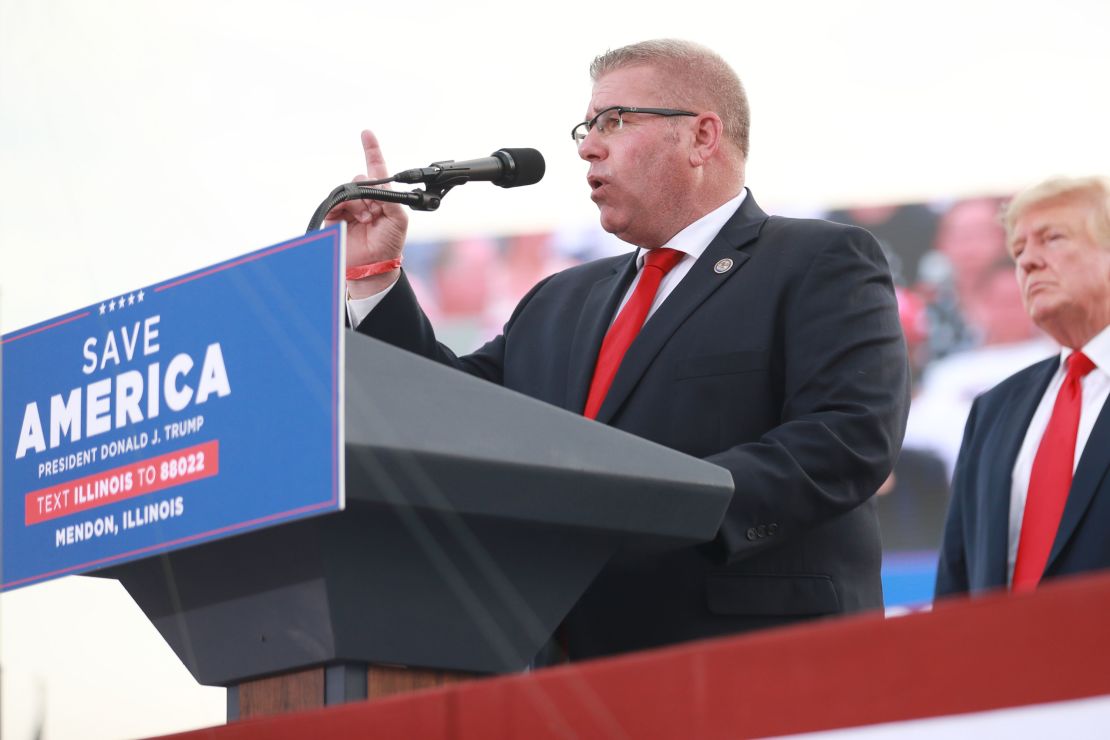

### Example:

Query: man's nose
xmin=577 ymin=128 xmax=605 ymax=161
xmin=1015 ymin=242 xmax=1043 ymax=272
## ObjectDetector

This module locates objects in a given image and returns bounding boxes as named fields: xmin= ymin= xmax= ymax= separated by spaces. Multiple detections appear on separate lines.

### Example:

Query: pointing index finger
xmin=361 ymin=129 xmax=391 ymax=180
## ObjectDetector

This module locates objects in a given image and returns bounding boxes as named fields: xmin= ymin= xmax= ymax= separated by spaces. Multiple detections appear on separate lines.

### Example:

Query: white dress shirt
xmin=609 ymin=189 xmax=746 ymax=325
xmin=1007 ymin=323 xmax=1110 ymax=583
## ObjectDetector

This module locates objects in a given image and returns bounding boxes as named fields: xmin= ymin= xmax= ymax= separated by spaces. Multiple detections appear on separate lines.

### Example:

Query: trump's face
xmin=577 ymin=66 xmax=698 ymax=249
xmin=1009 ymin=197 xmax=1110 ymax=347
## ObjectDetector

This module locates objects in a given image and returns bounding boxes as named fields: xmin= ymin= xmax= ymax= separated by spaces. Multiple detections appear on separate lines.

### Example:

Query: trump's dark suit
xmin=358 ymin=192 xmax=909 ymax=658
xmin=936 ymin=356 xmax=1110 ymax=596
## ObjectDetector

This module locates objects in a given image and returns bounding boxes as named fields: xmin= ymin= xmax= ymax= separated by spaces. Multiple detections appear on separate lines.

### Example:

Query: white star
xmin=128 ymin=293 xmax=135 ymax=306
xmin=118 ymin=296 xmax=126 ymax=309
xmin=99 ymin=303 xmax=106 ymax=315
xmin=137 ymin=289 xmax=145 ymax=303
xmin=108 ymin=299 xmax=116 ymax=311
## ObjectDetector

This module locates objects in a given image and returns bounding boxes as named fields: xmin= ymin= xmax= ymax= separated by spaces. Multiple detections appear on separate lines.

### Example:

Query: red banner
xmin=24 ymin=440 xmax=219 ymax=525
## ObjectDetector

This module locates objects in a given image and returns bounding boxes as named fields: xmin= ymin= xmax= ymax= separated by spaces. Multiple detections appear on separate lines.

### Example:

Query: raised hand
xmin=325 ymin=130 xmax=409 ymax=298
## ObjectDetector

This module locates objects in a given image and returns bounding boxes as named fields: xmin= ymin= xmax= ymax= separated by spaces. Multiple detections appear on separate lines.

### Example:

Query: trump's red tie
xmin=583 ymin=248 xmax=685 ymax=419
xmin=1012 ymin=351 xmax=1096 ymax=592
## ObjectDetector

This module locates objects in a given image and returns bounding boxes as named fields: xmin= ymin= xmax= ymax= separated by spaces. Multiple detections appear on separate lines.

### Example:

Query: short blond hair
xmin=1003 ymin=176 xmax=1110 ymax=246
xmin=590 ymin=39 xmax=750 ymax=159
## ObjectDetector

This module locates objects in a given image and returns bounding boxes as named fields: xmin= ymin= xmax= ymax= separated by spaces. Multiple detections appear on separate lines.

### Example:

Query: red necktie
xmin=1012 ymin=351 xmax=1097 ymax=592
xmin=583 ymin=248 xmax=685 ymax=419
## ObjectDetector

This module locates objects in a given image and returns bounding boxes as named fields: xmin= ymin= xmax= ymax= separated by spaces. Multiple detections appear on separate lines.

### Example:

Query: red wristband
xmin=346 ymin=257 xmax=402 ymax=281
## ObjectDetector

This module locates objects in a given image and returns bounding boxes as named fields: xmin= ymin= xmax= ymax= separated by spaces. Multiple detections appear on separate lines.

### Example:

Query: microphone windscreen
xmin=495 ymin=148 xmax=546 ymax=188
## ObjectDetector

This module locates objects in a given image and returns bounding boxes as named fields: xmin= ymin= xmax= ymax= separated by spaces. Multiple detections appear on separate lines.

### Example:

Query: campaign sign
xmin=2 ymin=225 xmax=346 ymax=590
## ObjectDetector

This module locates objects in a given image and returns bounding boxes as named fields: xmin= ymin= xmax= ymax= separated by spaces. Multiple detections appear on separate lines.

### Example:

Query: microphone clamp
xmin=392 ymin=167 xmax=445 ymax=184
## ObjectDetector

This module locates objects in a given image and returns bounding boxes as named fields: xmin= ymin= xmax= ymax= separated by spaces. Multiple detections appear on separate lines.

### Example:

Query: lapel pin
xmin=713 ymin=258 xmax=734 ymax=274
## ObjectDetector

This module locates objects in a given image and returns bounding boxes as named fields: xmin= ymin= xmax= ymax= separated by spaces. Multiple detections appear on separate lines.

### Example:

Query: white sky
xmin=2 ymin=1 xmax=1110 ymax=737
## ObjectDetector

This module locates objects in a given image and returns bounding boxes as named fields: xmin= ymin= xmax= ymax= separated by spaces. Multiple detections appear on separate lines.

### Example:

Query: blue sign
xmin=2 ymin=226 xmax=346 ymax=590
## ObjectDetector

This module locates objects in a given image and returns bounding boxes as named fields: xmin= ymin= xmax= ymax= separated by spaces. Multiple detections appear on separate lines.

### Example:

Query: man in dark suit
xmin=333 ymin=39 xmax=909 ymax=659
xmin=936 ymin=177 xmax=1110 ymax=597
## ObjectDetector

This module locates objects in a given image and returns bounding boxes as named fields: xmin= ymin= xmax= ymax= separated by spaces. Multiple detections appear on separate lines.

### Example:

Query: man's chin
xmin=598 ymin=211 xmax=626 ymax=237
xmin=598 ymin=210 xmax=655 ymax=247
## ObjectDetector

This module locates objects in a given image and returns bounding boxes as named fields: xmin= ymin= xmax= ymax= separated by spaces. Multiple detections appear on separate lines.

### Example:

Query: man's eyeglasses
xmin=571 ymin=106 xmax=697 ymax=146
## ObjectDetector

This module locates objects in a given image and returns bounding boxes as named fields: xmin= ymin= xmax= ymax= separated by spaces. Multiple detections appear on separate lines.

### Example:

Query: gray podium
xmin=95 ymin=332 xmax=734 ymax=719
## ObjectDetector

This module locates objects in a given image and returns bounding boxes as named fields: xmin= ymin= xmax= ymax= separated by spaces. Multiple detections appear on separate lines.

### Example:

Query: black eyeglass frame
xmin=571 ymin=106 xmax=698 ymax=144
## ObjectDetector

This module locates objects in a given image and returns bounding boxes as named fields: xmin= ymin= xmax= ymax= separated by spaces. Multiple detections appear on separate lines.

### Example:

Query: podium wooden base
xmin=367 ymin=664 xmax=472 ymax=700
xmin=235 ymin=668 xmax=323 ymax=719
xmin=229 ymin=664 xmax=475 ymax=721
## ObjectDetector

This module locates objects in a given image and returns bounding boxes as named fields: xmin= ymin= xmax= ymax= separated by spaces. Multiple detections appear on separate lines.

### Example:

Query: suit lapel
xmin=565 ymin=255 xmax=637 ymax=413
xmin=1048 ymin=392 xmax=1110 ymax=572
xmin=592 ymin=196 xmax=767 ymax=424
xmin=982 ymin=359 xmax=1058 ymax=586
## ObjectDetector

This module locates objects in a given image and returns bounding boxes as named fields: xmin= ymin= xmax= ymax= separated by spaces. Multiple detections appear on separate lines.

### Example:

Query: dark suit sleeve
xmin=355 ymin=270 xmax=552 ymax=385
xmin=935 ymin=397 xmax=982 ymax=597
xmin=710 ymin=226 xmax=910 ymax=562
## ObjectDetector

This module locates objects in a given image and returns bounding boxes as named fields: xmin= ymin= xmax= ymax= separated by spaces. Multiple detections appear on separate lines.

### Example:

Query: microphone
xmin=393 ymin=148 xmax=545 ymax=189
xmin=306 ymin=147 xmax=545 ymax=231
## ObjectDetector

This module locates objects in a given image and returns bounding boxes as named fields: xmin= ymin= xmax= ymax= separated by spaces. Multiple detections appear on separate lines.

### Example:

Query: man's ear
xmin=689 ymin=112 xmax=724 ymax=166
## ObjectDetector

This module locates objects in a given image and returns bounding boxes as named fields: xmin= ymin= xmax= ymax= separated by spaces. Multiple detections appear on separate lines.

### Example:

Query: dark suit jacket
xmin=358 ymin=193 xmax=909 ymax=659
xmin=936 ymin=357 xmax=1110 ymax=597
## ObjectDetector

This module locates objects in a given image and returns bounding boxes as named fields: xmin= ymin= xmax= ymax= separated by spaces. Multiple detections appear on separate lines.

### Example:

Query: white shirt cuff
xmin=346 ymin=279 xmax=398 ymax=329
